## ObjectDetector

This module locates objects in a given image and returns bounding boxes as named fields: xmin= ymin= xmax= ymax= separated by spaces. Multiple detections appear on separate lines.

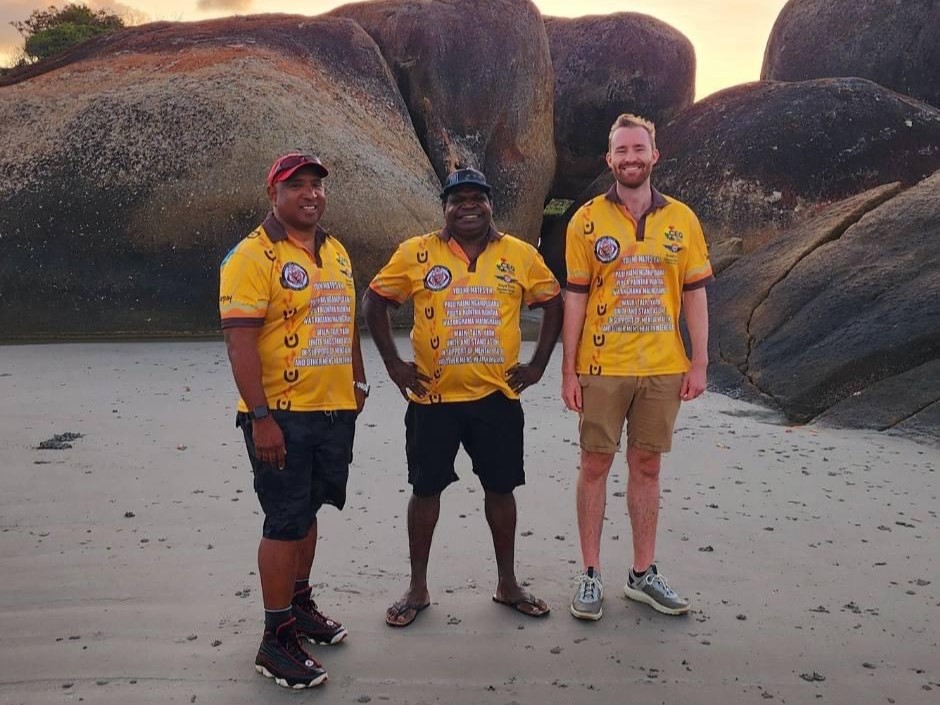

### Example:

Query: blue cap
xmin=441 ymin=168 xmax=492 ymax=197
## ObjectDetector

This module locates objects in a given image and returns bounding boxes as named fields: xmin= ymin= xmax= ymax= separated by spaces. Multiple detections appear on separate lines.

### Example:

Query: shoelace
xmin=645 ymin=572 xmax=677 ymax=598
xmin=285 ymin=631 xmax=320 ymax=666
xmin=578 ymin=574 xmax=602 ymax=601
xmin=304 ymin=600 xmax=332 ymax=626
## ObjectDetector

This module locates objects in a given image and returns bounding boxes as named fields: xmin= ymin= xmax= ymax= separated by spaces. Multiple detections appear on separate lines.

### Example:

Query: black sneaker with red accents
xmin=292 ymin=586 xmax=349 ymax=645
xmin=254 ymin=617 xmax=328 ymax=689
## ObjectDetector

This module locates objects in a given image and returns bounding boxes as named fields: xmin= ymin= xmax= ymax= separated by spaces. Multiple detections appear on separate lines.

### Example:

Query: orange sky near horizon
xmin=0 ymin=0 xmax=791 ymax=99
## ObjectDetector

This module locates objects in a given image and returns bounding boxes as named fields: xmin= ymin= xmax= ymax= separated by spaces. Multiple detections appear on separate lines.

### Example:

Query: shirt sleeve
xmin=565 ymin=206 xmax=593 ymax=293
xmin=521 ymin=244 xmax=562 ymax=309
xmin=682 ymin=213 xmax=714 ymax=291
xmin=368 ymin=241 xmax=415 ymax=306
xmin=219 ymin=243 xmax=271 ymax=328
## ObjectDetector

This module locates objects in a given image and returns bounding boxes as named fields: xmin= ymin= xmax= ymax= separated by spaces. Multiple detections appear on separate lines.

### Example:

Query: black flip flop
xmin=492 ymin=594 xmax=551 ymax=618
xmin=385 ymin=601 xmax=430 ymax=628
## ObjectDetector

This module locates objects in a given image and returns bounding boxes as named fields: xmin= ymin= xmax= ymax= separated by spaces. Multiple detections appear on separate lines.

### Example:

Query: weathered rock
xmin=762 ymin=0 xmax=940 ymax=108
xmin=561 ymin=79 xmax=940 ymax=255
xmin=710 ymin=182 xmax=902 ymax=378
xmin=331 ymin=0 xmax=555 ymax=243
xmin=721 ymin=171 xmax=940 ymax=426
xmin=709 ymin=238 xmax=743 ymax=276
xmin=0 ymin=15 xmax=441 ymax=338
xmin=545 ymin=13 xmax=694 ymax=199
xmin=813 ymin=360 xmax=940 ymax=445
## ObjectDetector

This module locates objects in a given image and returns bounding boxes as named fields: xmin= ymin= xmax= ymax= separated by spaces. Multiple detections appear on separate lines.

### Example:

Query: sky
xmin=0 ymin=0 xmax=791 ymax=98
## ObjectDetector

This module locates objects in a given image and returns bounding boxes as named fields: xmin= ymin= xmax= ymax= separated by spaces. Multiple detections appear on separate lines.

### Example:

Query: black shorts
xmin=405 ymin=392 xmax=524 ymax=497
xmin=237 ymin=409 xmax=355 ymax=541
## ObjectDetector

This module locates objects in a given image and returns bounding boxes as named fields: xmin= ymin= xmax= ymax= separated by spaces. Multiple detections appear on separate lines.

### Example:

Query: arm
xmin=352 ymin=325 xmax=367 ymax=413
xmin=506 ymin=296 xmax=563 ymax=393
xmin=223 ymin=327 xmax=286 ymax=468
xmin=680 ymin=287 xmax=709 ymax=401
xmin=362 ymin=291 xmax=430 ymax=399
xmin=560 ymin=290 xmax=588 ymax=411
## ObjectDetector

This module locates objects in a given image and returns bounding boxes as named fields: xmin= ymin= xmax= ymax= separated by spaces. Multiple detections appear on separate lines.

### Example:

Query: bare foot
xmin=385 ymin=587 xmax=431 ymax=627
xmin=493 ymin=582 xmax=550 ymax=617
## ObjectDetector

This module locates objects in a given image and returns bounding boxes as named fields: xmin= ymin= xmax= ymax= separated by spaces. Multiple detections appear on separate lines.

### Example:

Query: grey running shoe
xmin=570 ymin=567 xmax=604 ymax=620
xmin=624 ymin=564 xmax=690 ymax=615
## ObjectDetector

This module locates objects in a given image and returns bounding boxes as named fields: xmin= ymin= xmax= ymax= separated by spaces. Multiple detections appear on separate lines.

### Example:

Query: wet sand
xmin=0 ymin=339 xmax=937 ymax=704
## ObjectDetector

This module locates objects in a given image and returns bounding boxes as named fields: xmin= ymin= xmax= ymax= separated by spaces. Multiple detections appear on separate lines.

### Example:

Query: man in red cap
xmin=220 ymin=153 xmax=369 ymax=688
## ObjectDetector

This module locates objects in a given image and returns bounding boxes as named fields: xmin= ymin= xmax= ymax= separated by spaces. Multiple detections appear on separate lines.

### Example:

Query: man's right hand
xmin=561 ymin=370 xmax=582 ymax=412
xmin=251 ymin=417 xmax=286 ymax=469
xmin=387 ymin=358 xmax=431 ymax=400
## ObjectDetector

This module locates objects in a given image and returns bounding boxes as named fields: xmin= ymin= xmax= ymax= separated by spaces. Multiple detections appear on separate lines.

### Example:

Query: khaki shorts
xmin=579 ymin=374 xmax=683 ymax=454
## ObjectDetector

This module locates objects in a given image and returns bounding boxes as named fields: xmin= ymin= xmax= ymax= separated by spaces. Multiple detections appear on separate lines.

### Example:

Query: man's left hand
xmin=680 ymin=364 xmax=707 ymax=401
xmin=354 ymin=386 xmax=367 ymax=414
xmin=506 ymin=363 xmax=544 ymax=394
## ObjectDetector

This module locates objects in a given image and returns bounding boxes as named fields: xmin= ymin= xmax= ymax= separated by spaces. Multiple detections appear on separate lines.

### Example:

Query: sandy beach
xmin=0 ymin=338 xmax=937 ymax=705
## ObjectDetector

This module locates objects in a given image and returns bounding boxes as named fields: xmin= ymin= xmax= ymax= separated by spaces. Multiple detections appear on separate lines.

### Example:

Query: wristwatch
xmin=354 ymin=381 xmax=370 ymax=398
xmin=248 ymin=405 xmax=270 ymax=421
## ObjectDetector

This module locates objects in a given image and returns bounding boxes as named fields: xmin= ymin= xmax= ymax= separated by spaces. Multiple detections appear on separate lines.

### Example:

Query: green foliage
xmin=11 ymin=3 xmax=124 ymax=62
xmin=543 ymin=199 xmax=574 ymax=217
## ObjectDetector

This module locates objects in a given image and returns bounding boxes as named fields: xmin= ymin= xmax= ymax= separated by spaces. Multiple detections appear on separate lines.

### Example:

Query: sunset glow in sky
xmin=0 ymin=0 xmax=791 ymax=98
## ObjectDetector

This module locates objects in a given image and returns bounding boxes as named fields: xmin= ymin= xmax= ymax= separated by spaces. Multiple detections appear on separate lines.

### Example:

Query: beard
xmin=611 ymin=161 xmax=653 ymax=189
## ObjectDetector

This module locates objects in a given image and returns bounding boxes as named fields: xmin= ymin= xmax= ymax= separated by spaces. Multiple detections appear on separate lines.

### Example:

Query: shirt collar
xmin=262 ymin=212 xmax=328 ymax=245
xmin=604 ymin=184 xmax=668 ymax=211
xmin=437 ymin=225 xmax=503 ymax=242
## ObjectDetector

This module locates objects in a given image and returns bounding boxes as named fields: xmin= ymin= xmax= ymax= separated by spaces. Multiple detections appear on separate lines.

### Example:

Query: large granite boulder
xmin=709 ymin=171 xmax=940 ymax=438
xmin=0 ymin=15 xmax=441 ymax=338
xmin=549 ymin=78 xmax=940 ymax=264
xmin=762 ymin=0 xmax=940 ymax=108
xmin=331 ymin=0 xmax=555 ymax=243
xmin=545 ymin=13 xmax=694 ymax=199
xmin=709 ymin=183 xmax=903 ymax=401
xmin=813 ymin=360 xmax=940 ymax=445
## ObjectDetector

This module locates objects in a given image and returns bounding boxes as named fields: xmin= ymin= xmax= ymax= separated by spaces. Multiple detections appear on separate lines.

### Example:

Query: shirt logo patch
xmin=423 ymin=265 xmax=453 ymax=292
xmin=663 ymin=244 xmax=683 ymax=254
xmin=664 ymin=227 xmax=684 ymax=242
xmin=594 ymin=236 xmax=620 ymax=263
xmin=280 ymin=262 xmax=309 ymax=290
xmin=496 ymin=258 xmax=516 ymax=275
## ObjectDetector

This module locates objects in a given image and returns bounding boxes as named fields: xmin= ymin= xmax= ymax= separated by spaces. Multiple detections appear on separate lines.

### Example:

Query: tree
xmin=11 ymin=4 xmax=124 ymax=63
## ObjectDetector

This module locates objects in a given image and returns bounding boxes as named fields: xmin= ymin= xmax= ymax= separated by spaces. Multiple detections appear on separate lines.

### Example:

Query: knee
xmin=484 ymin=489 xmax=515 ymax=506
xmin=580 ymin=451 xmax=614 ymax=482
xmin=628 ymin=448 xmax=661 ymax=481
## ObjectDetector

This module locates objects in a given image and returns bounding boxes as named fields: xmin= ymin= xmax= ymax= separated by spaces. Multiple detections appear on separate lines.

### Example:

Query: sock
xmin=264 ymin=606 xmax=292 ymax=632
xmin=632 ymin=564 xmax=654 ymax=579
xmin=292 ymin=578 xmax=310 ymax=603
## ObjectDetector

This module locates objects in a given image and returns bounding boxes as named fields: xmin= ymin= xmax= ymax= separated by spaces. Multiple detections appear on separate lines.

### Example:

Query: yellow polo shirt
xmin=219 ymin=213 xmax=357 ymax=412
xmin=369 ymin=228 xmax=561 ymax=403
xmin=566 ymin=186 xmax=713 ymax=376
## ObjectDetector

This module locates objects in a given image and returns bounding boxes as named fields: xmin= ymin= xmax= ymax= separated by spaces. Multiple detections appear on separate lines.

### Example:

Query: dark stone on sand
xmin=36 ymin=432 xmax=85 ymax=450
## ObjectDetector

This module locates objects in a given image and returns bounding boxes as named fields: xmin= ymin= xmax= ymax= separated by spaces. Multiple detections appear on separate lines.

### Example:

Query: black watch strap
xmin=249 ymin=405 xmax=270 ymax=421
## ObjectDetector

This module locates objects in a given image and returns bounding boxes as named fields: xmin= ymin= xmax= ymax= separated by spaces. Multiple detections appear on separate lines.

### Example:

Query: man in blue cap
xmin=364 ymin=167 xmax=564 ymax=627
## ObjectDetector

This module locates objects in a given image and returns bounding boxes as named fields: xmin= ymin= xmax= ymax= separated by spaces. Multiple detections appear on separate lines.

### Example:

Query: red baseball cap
xmin=266 ymin=152 xmax=329 ymax=187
